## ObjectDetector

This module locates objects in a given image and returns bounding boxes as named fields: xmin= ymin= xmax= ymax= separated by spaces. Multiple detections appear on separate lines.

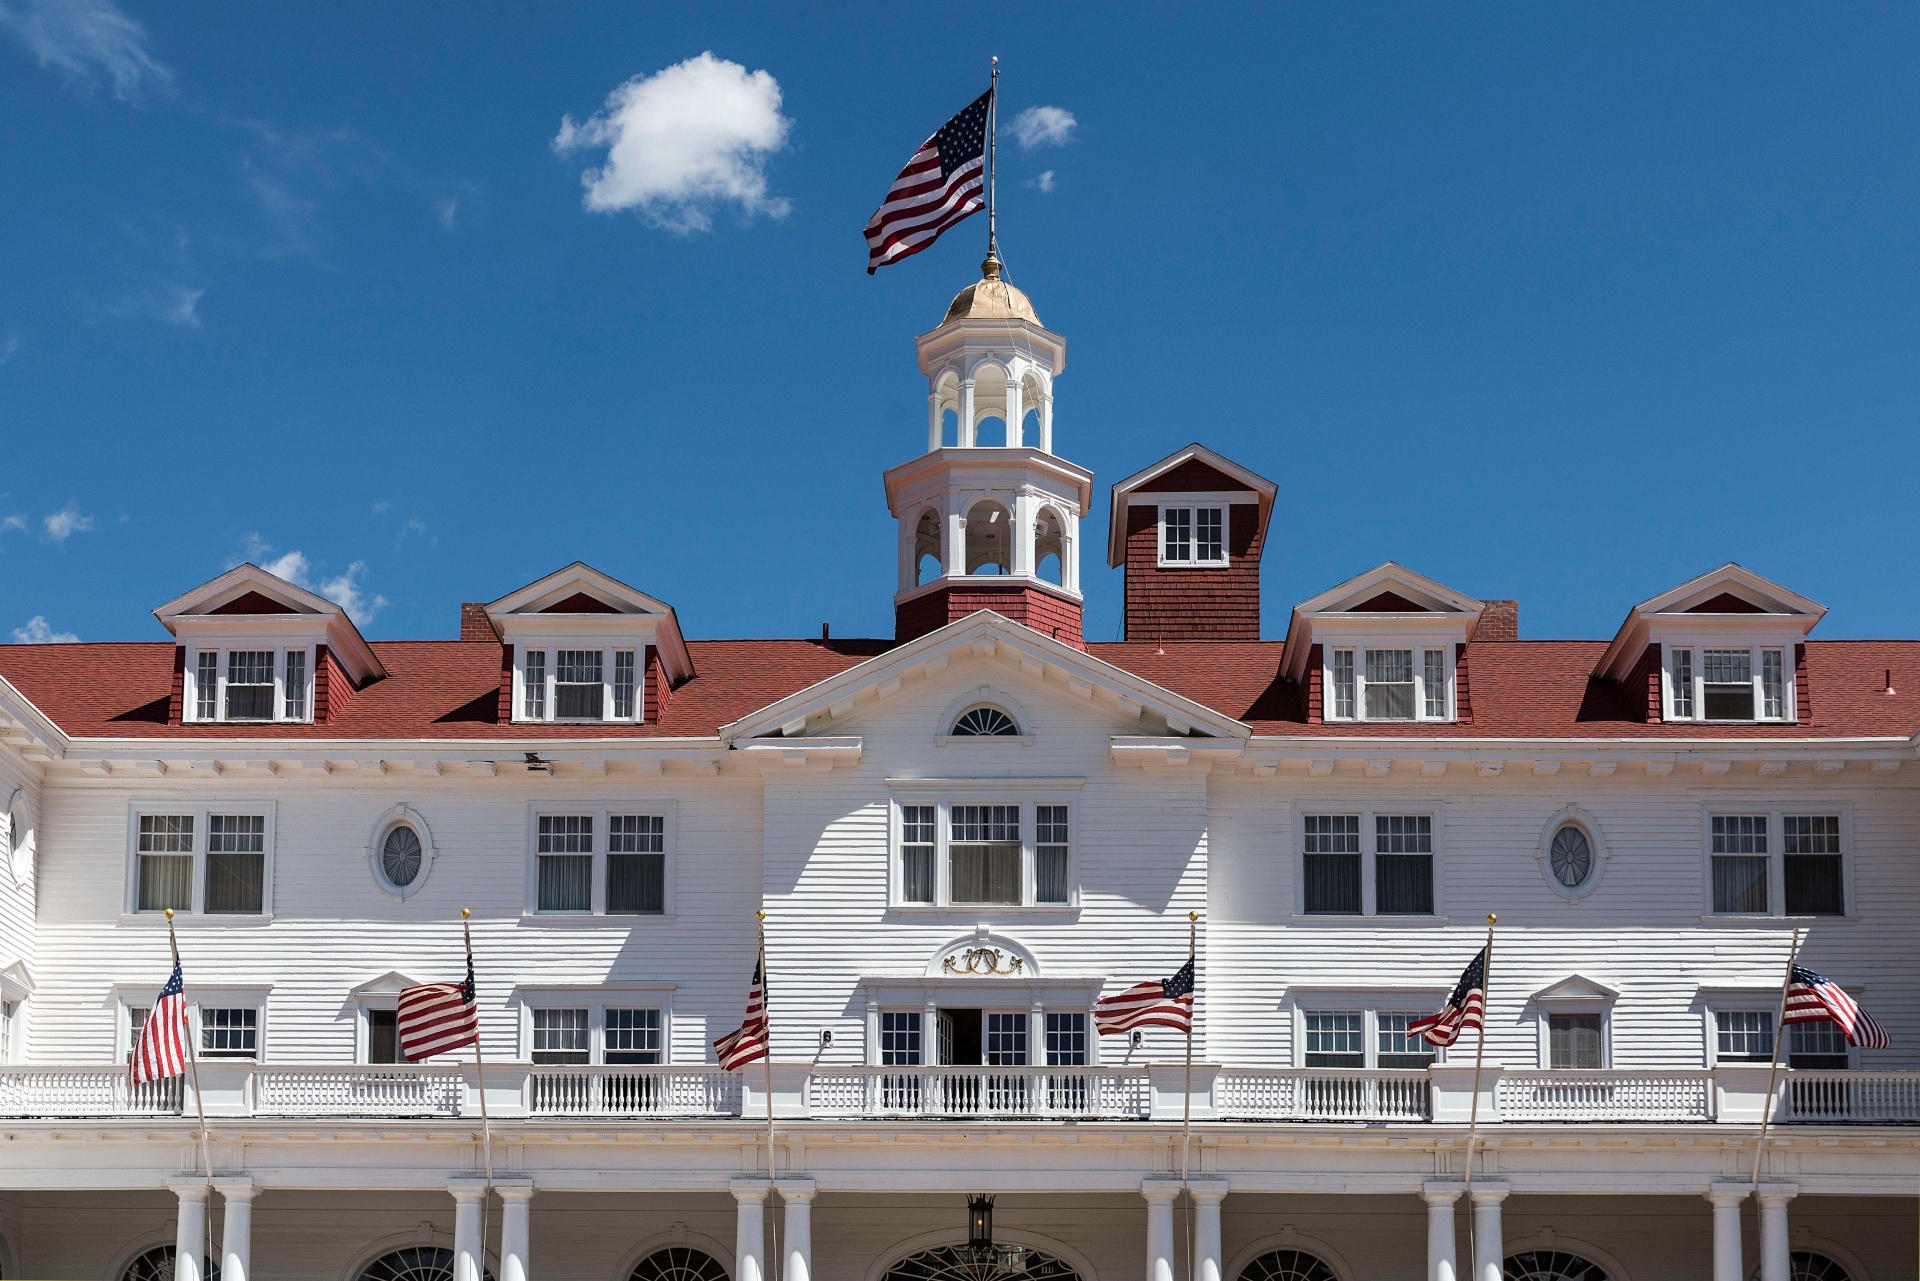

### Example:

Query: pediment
xmin=152 ymin=564 xmax=384 ymax=684
xmin=348 ymin=971 xmax=420 ymax=997
xmin=1530 ymin=974 xmax=1619 ymax=1004
xmin=155 ymin=563 xmax=339 ymax=622
xmin=487 ymin=562 xmax=672 ymax=617
xmin=1596 ymin=563 xmax=1825 ymax=679
xmin=1282 ymin=563 xmax=1486 ymax=682
xmin=0 ymin=957 xmax=34 ymax=1000
xmin=485 ymin=563 xmax=693 ymax=681
xmin=720 ymin=611 xmax=1251 ymax=744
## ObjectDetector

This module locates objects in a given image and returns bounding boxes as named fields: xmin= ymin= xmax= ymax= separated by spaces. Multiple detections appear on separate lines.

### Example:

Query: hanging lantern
xmin=968 ymin=1195 xmax=995 ymax=1247
xmin=960 ymin=1195 xmax=1027 ymax=1272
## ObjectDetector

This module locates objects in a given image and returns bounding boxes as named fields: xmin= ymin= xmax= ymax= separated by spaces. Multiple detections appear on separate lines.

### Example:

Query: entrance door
xmin=938 ymin=1008 xmax=982 ymax=1065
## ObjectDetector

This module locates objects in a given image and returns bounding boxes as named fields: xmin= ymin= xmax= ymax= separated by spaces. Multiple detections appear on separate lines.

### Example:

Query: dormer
xmin=1280 ymin=564 xmax=1486 ymax=725
xmin=1594 ymin=564 xmax=1824 ymax=725
xmin=154 ymin=564 xmax=385 ymax=726
xmin=1107 ymin=443 xmax=1277 ymax=641
xmin=485 ymin=563 xmax=693 ymax=726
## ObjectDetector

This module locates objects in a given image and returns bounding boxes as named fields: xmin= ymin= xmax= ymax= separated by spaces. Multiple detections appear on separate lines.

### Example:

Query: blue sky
xmin=1 ymin=3 xmax=1916 ymax=647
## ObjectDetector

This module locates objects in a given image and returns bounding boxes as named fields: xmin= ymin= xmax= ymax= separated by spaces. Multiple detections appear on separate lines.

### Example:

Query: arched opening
xmin=915 ymin=509 xmax=943 ymax=585
xmin=951 ymin=705 xmax=1020 ymax=736
xmin=966 ymin=501 xmax=1011 ymax=575
xmin=1238 ymin=1251 xmax=1337 ymax=1281
xmin=971 ymin=363 xmax=1010 ymax=447
xmin=975 ymin=415 xmax=1011 ymax=447
xmin=1019 ymin=373 xmax=1047 ymax=448
xmin=1034 ymin=505 xmax=1066 ymax=586
xmin=1504 ymin=1252 xmax=1608 ymax=1281
xmin=885 ymin=1246 xmax=1077 ymax=1281
xmin=629 ymin=1246 xmax=730 ymax=1281
xmin=123 ymin=1247 xmax=221 ymax=1281
xmin=941 ymin=407 xmax=960 ymax=448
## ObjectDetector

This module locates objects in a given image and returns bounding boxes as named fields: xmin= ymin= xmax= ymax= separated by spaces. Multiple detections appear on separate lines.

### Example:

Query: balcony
xmin=0 ymin=1062 xmax=1915 ymax=1125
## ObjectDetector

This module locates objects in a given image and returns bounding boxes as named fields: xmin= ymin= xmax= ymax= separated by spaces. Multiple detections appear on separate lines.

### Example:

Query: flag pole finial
xmin=461 ymin=907 xmax=471 ymax=920
xmin=756 ymin=909 xmax=766 ymax=922
xmin=164 ymin=908 xmax=174 ymax=920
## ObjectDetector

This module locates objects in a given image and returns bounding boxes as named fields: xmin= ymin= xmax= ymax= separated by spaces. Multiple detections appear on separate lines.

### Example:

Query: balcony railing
xmin=1496 ymin=1070 xmax=1714 ymax=1124
xmin=807 ymin=1067 xmax=1151 ymax=1120
xmin=0 ymin=1067 xmax=183 ymax=1117
xmin=1782 ymin=1071 xmax=1920 ymax=1123
xmin=1217 ymin=1068 xmax=1432 ymax=1122
xmin=254 ymin=1066 xmax=463 ymax=1118
xmin=528 ymin=1066 xmax=742 ymax=1118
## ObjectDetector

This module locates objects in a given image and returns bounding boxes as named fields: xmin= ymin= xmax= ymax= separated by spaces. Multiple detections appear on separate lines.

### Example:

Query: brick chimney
xmin=1108 ymin=444 xmax=1277 ymax=641
xmin=460 ymin=602 xmax=502 ymax=642
xmin=1472 ymin=600 xmax=1519 ymax=642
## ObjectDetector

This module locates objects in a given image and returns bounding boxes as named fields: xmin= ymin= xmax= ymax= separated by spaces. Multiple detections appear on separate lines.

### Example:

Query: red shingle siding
xmin=1628 ymin=642 xmax=1662 ymax=723
xmin=1795 ymin=643 xmax=1810 ymax=725
xmin=1472 ymin=601 xmax=1519 ymax=642
xmin=542 ymin=592 xmax=620 ymax=614
xmin=1454 ymin=643 xmax=1473 ymax=724
xmin=896 ymin=584 xmax=1084 ymax=648
xmin=645 ymin=644 xmax=673 ymax=723
xmin=460 ymin=603 xmax=501 ymax=642
xmin=1306 ymin=643 xmax=1323 ymax=724
xmin=314 ymin=644 xmax=358 ymax=722
xmin=497 ymin=645 xmax=514 ymax=724
xmin=1136 ymin=458 xmax=1246 ymax=493
xmin=168 ymin=646 xmax=186 ymax=724
xmin=1122 ymin=503 xmax=1262 ymax=641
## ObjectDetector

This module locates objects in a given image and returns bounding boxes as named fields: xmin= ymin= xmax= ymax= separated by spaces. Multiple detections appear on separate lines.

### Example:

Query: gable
xmin=1686 ymin=592 xmax=1767 ymax=614
xmin=1595 ymin=563 xmax=1825 ymax=680
xmin=210 ymin=591 xmax=301 ymax=616
xmin=1351 ymin=591 xmax=1428 ymax=613
xmin=486 ymin=562 xmax=693 ymax=682
xmin=542 ymin=592 xmax=621 ymax=614
xmin=1281 ymin=563 xmax=1486 ymax=682
xmin=1136 ymin=457 xmax=1247 ymax=493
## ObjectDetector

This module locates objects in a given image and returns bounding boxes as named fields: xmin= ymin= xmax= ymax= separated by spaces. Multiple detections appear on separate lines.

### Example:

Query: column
xmin=448 ymin=1178 xmax=486 ymax=1281
xmin=1422 ymin=1182 xmax=1462 ymax=1281
xmin=1757 ymin=1183 xmax=1797 ymax=1281
xmin=168 ymin=1180 xmax=210 ymax=1281
xmin=927 ymin=393 xmax=941 ymax=454
xmin=1190 ymin=1179 xmax=1229 ymax=1281
xmin=731 ymin=1178 xmax=770 ymax=1281
xmin=1470 ymin=1183 xmax=1509 ymax=1281
xmin=214 ymin=1177 xmax=255 ymax=1281
xmin=1142 ymin=1179 xmax=1179 ymax=1281
xmin=777 ymin=1177 xmax=816 ymax=1281
xmin=958 ymin=380 xmax=976 ymax=448
xmin=1707 ymin=1184 xmax=1747 ymax=1281
xmin=945 ymin=507 xmax=967 ymax=579
xmin=1005 ymin=375 xmax=1024 ymax=448
xmin=497 ymin=1181 xmax=534 ymax=1281
xmin=1038 ymin=391 xmax=1053 ymax=454
xmin=1011 ymin=494 xmax=1035 ymax=578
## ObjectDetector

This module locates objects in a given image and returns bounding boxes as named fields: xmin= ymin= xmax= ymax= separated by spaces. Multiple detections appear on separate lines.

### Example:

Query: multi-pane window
xmin=0 ymin=998 xmax=14 ymax=1063
xmin=555 ymin=649 xmax=604 ymax=720
xmin=607 ymin=814 xmax=666 ymax=915
xmin=1670 ymin=647 xmax=1695 ymax=718
xmin=518 ymin=646 xmax=644 ymax=722
xmin=1715 ymin=1010 xmax=1774 ymax=1063
xmin=1548 ymin=1013 xmax=1604 ymax=1069
xmin=1304 ymin=1011 xmax=1364 ymax=1067
xmin=985 ymin=1012 xmax=1028 ymax=1066
xmin=531 ymin=1008 xmax=590 ymax=1064
xmin=1702 ymin=649 xmax=1753 ymax=720
xmin=1045 ymin=1012 xmax=1088 ymax=1067
xmin=367 ymin=1009 xmax=400 ymax=1064
xmin=126 ymin=1006 xmax=149 ymax=1064
xmin=1711 ymin=815 xmax=1769 ymax=914
xmin=1035 ymin=806 xmax=1070 ymax=905
xmin=1160 ymin=506 xmax=1226 ymax=566
xmin=225 ymin=650 xmax=277 ymax=721
xmin=949 ymin=805 xmax=1021 ymax=905
xmin=205 ymin=814 xmax=265 ymax=914
xmin=1377 ymin=1013 xmax=1437 ymax=1069
xmin=1783 ymin=815 xmax=1843 ymax=915
xmin=1668 ymin=644 xmax=1790 ymax=721
xmin=1327 ymin=647 xmax=1452 ymax=722
xmin=523 ymin=649 xmax=547 ymax=719
xmin=1375 ymin=815 xmax=1434 ymax=915
xmin=201 ymin=1007 xmax=258 ymax=1059
xmin=881 ymin=1011 xmax=923 ymax=1066
xmin=137 ymin=815 xmax=195 ymax=912
xmin=605 ymin=1008 xmax=662 ymax=1064
xmin=613 ymin=650 xmax=636 ymax=719
xmin=900 ymin=806 xmax=936 ymax=904
xmin=1162 ymin=507 xmax=1191 ymax=561
xmin=195 ymin=653 xmax=219 ymax=720
xmin=1303 ymin=815 xmax=1362 ymax=915
xmin=537 ymin=815 xmax=594 ymax=912
xmin=282 ymin=650 xmax=306 ymax=719
xmin=1789 ymin=1018 xmax=1849 ymax=1069
xmin=187 ymin=648 xmax=311 ymax=723
xmin=1761 ymin=649 xmax=1785 ymax=718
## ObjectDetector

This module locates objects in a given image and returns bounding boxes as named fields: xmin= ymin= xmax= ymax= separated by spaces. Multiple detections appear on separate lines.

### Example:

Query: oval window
xmin=952 ymin=706 xmax=1019 ymax=736
xmin=1550 ymin=825 xmax=1592 ymax=888
xmin=382 ymin=825 xmax=424 ymax=887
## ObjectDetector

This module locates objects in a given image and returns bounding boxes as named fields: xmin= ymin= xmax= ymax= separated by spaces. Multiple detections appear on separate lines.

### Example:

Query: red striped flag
xmin=863 ymin=88 xmax=992 ymax=274
xmin=1784 ymin=964 xmax=1890 ymax=1049
xmin=398 ymin=955 xmax=479 ymax=1062
xmin=1095 ymin=956 xmax=1196 ymax=1036
xmin=713 ymin=956 xmax=768 ymax=1071
xmin=130 ymin=962 xmax=189 ymax=1085
xmin=1410 ymin=946 xmax=1487 ymax=1048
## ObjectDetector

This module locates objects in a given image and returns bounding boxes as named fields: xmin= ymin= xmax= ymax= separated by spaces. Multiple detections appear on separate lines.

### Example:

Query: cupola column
xmin=944 ymin=505 xmax=967 ymax=579
xmin=1012 ymin=494 xmax=1035 ymax=577
xmin=1039 ymin=392 xmax=1053 ymax=454
xmin=958 ymin=379 xmax=976 ymax=448
xmin=927 ymin=393 xmax=941 ymax=454
xmin=1004 ymin=375 xmax=1024 ymax=449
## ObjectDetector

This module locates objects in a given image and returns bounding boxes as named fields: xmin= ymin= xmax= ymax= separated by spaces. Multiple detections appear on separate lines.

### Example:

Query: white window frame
xmin=860 ymin=977 xmax=1106 ymax=1066
xmin=1321 ymin=645 xmax=1456 ymax=723
xmin=512 ymin=646 xmax=643 ymax=725
xmin=1287 ymin=994 xmax=1450 ymax=1068
xmin=123 ymin=801 xmax=276 ymax=920
xmin=1533 ymin=997 xmax=1613 ymax=1069
xmin=113 ymin=985 xmax=271 ymax=1062
xmin=1157 ymin=504 xmax=1228 ymax=568
xmin=1661 ymin=642 xmax=1797 ymax=723
xmin=887 ymin=789 xmax=1081 ymax=912
xmin=1700 ymin=803 xmax=1852 ymax=921
xmin=513 ymin=986 xmax=675 ymax=1065
xmin=1700 ymin=991 xmax=1789 ymax=1068
xmin=1293 ymin=803 xmax=1445 ymax=920
xmin=523 ymin=801 xmax=676 ymax=918
xmin=182 ymin=646 xmax=316 ymax=725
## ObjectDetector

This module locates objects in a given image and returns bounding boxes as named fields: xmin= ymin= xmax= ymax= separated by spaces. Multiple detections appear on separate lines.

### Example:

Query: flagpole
xmin=1751 ymin=927 xmax=1803 ymax=1190
xmin=164 ymin=908 xmax=216 ymax=1278
xmin=986 ymin=56 xmax=999 ymax=266
xmin=758 ymin=910 xmax=778 ymax=1281
xmin=1462 ymin=914 xmax=1496 ymax=1272
xmin=461 ymin=908 xmax=494 ymax=1272
xmin=1182 ymin=910 xmax=1197 ymax=1281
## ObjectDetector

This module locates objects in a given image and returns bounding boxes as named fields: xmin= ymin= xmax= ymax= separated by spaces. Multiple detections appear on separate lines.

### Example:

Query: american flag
xmin=1783 ymin=964 xmax=1890 ymax=1049
xmin=713 ymin=955 xmax=769 ymax=1071
xmin=397 ymin=954 xmax=480 ymax=1062
xmin=863 ymin=88 xmax=992 ymax=275
xmin=1410 ymin=947 xmax=1487 ymax=1048
xmin=130 ymin=961 xmax=189 ymax=1085
xmin=1094 ymin=956 xmax=1196 ymax=1036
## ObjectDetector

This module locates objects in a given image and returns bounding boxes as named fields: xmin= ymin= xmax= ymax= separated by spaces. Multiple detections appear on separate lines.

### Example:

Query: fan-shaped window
xmin=382 ymin=826 xmax=424 ymax=887
xmin=358 ymin=1247 xmax=492 ymax=1281
xmin=1239 ymin=1251 xmax=1338 ymax=1281
xmin=885 ymin=1245 xmax=1078 ymax=1280
xmin=122 ymin=1247 xmax=220 ymax=1281
xmin=630 ymin=1247 xmax=730 ymax=1281
xmin=951 ymin=707 xmax=1020 ymax=737
xmin=1550 ymin=826 xmax=1592 ymax=888
xmin=1751 ymin=1253 xmax=1852 ymax=1281
xmin=1505 ymin=1252 xmax=1608 ymax=1281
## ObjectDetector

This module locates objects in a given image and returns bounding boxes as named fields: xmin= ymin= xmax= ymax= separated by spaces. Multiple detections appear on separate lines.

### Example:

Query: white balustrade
xmin=1216 ymin=1068 xmax=1431 ymax=1122
xmin=527 ymin=1065 xmax=742 ymax=1117
xmin=806 ymin=1067 xmax=1150 ymax=1119
xmin=1496 ymin=1070 xmax=1713 ymax=1122
xmin=254 ymin=1066 xmax=463 ymax=1117
xmin=1782 ymin=1070 xmax=1920 ymax=1123
xmin=0 ymin=1067 xmax=183 ymax=1117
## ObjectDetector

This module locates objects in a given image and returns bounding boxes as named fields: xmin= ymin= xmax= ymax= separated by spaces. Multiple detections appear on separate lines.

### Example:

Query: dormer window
xmin=1327 ymin=647 xmax=1454 ymax=722
xmin=555 ymin=650 xmax=604 ymax=719
xmin=516 ymin=647 xmax=641 ymax=724
xmin=1663 ymin=644 xmax=1792 ymax=722
xmin=226 ymin=651 xmax=276 ymax=720
xmin=1159 ymin=505 xmax=1225 ymax=567
xmin=184 ymin=646 xmax=315 ymax=724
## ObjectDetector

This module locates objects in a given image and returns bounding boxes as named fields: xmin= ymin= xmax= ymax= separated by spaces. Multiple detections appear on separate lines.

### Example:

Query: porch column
xmin=167 ymin=1179 xmax=210 ymax=1281
xmin=731 ymin=1177 xmax=770 ymax=1281
xmin=1191 ymin=1179 xmax=1229 ymax=1281
xmin=1142 ymin=1178 xmax=1179 ymax=1281
xmin=1707 ymin=1183 xmax=1747 ymax=1281
xmin=1470 ymin=1183 xmax=1509 ymax=1281
xmin=777 ymin=1177 xmax=816 ymax=1281
xmin=448 ymin=1177 xmax=486 ymax=1281
xmin=497 ymin=1180 xmax=534 ymax=1281
xmin=1757 ymin=1183 xmax=1797 ymax=1281
xmin=214 ymin=1177 xmax=255 ymax=1281
xmin=1422 ymin=1182 xmax=1462 ymax=1281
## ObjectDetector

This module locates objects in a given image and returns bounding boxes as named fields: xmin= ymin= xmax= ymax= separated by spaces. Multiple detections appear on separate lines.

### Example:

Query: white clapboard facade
xmin=0 ymin=263 xmax=1916 ymax=1281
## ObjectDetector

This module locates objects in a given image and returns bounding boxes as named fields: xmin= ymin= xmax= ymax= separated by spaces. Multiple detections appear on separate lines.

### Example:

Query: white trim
xmin=367 ymin=804 xmax=436 ymax=901
xmin=1660 ymin=641 xmax=1798 ymax=723
xmin=3 ymin=786 xmax=32 ymax=884
xmin=1284 ymin=991 xmax=1450 ymax=1069
xmin=1225 ymin=1231 xmax=1358 ymax=1281
xmin=1500 ymin=1233 xmax=1635 ymax=1281
xmin=1292 ymin=800 xmax=1445 ymax=919
xmin=1700 ymin=802 xmax=1853 ymax=919
xmin=864 ymin=1226 xmax=1100 ymax=1281
xmin=613 ymin=1229 xmax=736 ymax=1281
xmin=183 ymin=642 xmax=316 ymax=725
xmin=1155 ymin=502 xmax=1229 ymax=568
xmin=123 ymin=799 xmax=277 ymax=920
xmin=1320 ymin=642 xmax=1458 ymax=724
xmin=1127 ymin=489 xmax=1260 ymax=506
xmin=1529 ymin=978 xmax=1617 ymax=1070
xmin=888 ymin=792 xmax=1078 ymax=911
xmin=1538 ymin=805 xmax=1609 ymax=902
xmin=512 ymin=643 xmax=644 ymax=726
xmin=523 ymin=799 xmax=677 ymax=918
xmin=511 ymin=985 xmax=673 ymax=1065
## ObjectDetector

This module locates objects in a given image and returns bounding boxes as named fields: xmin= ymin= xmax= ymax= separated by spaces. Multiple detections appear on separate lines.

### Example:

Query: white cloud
xmin=164 ymin=285 xmax=204 ymax=327
xmin=553 ymin=51 xmax=792 ymax=234
xmin=43 ymin=501 xmax=93 ymax=542
xmin=1030 ymin=170 xmax=1056 ymax=194
xmin=0 ymin=332 xmax=18 ymax=365
xmin=242 ymin=534 xmax=387 ymax=625
xmin=0 ymin=514 xmax=25 ymax=534
xmin=11 ymin=615 xmax=78 ymax=644
xmin=1010 ymin=106 xmax=1076 ymax=152
xmin=0 ymin=0 xmax=170 ymax=103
